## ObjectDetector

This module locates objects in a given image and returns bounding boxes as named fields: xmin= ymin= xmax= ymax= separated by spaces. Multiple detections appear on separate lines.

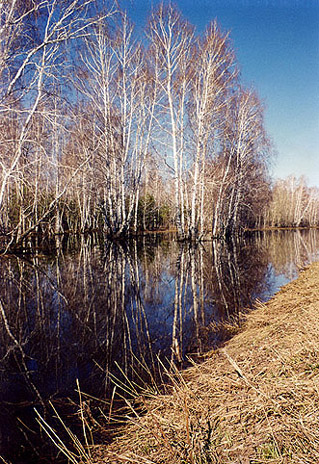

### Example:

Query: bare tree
xmin=189 ymin=20 xmax=236 ymax=241
xmin=212 ymin=88 xmax=270 ymax=237
xmin=76 ymin=10 xmax=154 ymax=238
xmin=0 ymin=0 xmax=114 ymax=246
xmin=268 ymin=176 xmax=319 ymax=228
xmin=147 ymin=2 xmax=194 ymax=240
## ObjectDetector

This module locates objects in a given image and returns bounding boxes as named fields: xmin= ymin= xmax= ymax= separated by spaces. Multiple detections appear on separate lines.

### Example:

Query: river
xmin=0 ymin=229 xmax=318 ymax=463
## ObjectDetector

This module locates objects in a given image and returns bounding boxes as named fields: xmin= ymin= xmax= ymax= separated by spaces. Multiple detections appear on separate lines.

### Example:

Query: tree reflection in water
xmin=0 ymin=229 xmax=318 ymax=463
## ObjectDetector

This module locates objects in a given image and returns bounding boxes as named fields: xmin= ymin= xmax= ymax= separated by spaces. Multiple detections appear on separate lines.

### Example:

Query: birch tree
xmin=189 ymin=20 xmax=236 ymax=241
xmin=0 ymin=0 xmax=108 ymax=245
xmin=268 ymin=176 xmax=319 ymax=228
xmin=77 ymin=11 xmax=154 ymax=237
xmin=215 ymin=88 xmax=270 ymax=237
xmin=147 ymin=2 xmax=194 ymax=240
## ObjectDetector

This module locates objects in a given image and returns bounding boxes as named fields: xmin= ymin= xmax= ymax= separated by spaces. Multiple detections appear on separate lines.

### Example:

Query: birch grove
xmin=0 ymin=1 xmax=316 ymax=250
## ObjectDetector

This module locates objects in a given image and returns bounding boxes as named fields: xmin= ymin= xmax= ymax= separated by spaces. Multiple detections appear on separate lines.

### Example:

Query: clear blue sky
xmin=124 ymin=0 xmax=319 ymax=187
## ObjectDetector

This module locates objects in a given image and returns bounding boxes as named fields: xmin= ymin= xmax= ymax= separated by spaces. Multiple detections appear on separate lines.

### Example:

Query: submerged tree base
xmin=93 ymin=262 xmax=319 ymax=463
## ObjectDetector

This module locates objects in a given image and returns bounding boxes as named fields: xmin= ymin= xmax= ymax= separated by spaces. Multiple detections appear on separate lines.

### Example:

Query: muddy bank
xmin=92 ymin=262 xmax=319 ymax=463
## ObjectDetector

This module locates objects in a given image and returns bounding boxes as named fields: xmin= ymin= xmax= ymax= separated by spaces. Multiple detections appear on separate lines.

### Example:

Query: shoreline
xmin=94 ymin=262 xmax=319 ymax=463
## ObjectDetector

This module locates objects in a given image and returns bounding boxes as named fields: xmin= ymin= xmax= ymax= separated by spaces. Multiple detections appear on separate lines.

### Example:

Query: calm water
xmin=1 ymin=230 xmax=319 ymax=463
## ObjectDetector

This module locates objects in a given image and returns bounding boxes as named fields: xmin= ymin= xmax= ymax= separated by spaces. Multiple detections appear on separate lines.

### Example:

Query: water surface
xmin=0 ymin=229 xmax=318 ymax=463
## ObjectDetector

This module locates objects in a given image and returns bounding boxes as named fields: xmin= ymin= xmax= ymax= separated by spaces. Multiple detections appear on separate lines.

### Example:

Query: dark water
xmin=0 ymin=230 xmax=318 ymax=463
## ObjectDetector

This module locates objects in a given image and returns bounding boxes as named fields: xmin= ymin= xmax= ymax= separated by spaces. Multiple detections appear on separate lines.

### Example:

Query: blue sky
xmin=124 ymin=0 xmax=319 ymax=187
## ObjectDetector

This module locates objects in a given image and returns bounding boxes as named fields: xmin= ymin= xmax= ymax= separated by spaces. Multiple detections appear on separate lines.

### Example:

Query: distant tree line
xmin=0 ymin=1 xmax=317 ymax=248
xmin=265 ymin=176 xmax=319 ymax=229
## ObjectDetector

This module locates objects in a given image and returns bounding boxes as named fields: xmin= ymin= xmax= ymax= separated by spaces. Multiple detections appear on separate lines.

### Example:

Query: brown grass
xmin=93 ymin=262 xmax=319 ymax=464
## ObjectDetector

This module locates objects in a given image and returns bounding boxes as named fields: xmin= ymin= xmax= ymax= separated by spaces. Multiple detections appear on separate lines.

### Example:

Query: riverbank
xmin=94 ymin=261 xmax=319 ymax=463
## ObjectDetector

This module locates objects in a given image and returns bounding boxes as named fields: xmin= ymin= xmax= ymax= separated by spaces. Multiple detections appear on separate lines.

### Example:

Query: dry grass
xmin=92 ymin=262 xmax=319 ymax=464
